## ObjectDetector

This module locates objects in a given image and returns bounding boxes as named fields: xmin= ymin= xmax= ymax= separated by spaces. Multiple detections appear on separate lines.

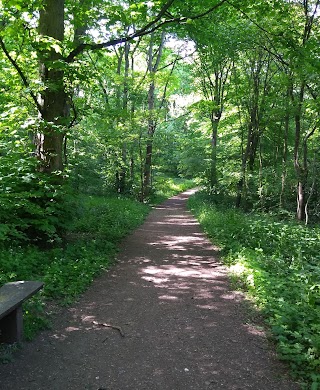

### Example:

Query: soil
xmin=0 ymin=189 xmax=301 ymax=389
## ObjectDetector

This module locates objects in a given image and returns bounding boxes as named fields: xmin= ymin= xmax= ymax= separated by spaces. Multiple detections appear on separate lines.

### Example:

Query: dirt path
xmin=0 ymin=189 xmax=300 ymax=390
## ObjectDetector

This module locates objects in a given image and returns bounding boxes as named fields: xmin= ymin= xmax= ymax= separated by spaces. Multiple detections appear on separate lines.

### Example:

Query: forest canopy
xmin=0 ymin=0 xmax=319 ymax=242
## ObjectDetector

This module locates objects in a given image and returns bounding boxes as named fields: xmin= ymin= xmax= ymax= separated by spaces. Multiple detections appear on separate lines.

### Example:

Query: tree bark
xmin=197 ymin=51 xmax=231 ymax=192
xmin=143 ymin=80 xmax=156 ymax=198
xmin=118 ymin=42 xmax=130 ymax=193
xmin=292 ymin=83 xmax=307 ymax=221
xmin=209 ymin=110 xmax=221 ymax=189
xmin=292 ymin=1 xmax=319 ymax=221
xmin=37 ymin=0 xmax=67 ymax=174
xmin=280 ymin=83 xmax=291 ymax=208
xmin=142 ymin=31 xmax=165 ymax=199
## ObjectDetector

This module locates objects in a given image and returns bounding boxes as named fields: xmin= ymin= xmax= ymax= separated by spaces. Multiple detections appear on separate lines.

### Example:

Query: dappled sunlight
xmin=65 ymin=326 xmax=81 ymax=333
xmin=196 ymin=304 xmax=219 ymax=311
xmin=193 ymin=290 xmax=216 ymax=299
xmin=0 ymin=211 xmax=300 ymax=386
xmin=158 ymin=294 xmax=179 ymax=301
xmin=151 ymin=214 xmax=199 ymax=227
xmin=82 ymin=315 xmax=96 ymax=323
xmin=48 ymin=189 xmax=269 ymax=380
xmin=153 ymin=219 xmax=199 ymax=226
xmin=127 ymin=256 xmax=153 ymax=265
xmin=244 ymin=324 xmax=266 ymax=338
xmin=203 ymin=321 xmax=218 ymax=329
xmin=221 ymin=293 xmax=239 ymax=301
xmin=49 ymin=310 xmax=128 ymax=343
xmin=142 ymin=275 xmax=170 ymax=284
xmin=141 ymin=264 xmax=220 ymax=280
xmin=148 ymin=234 xmax=210 ymax=251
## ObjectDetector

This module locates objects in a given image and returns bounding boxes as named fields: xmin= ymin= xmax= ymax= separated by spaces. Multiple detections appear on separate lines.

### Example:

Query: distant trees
xmin=0 ymin=0 xmax=319 ymax=245
xmin=185 ymin=0 xmax=320 ymax=222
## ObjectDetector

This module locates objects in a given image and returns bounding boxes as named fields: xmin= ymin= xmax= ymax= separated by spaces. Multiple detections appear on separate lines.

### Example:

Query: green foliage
xmin=149 ymin=175 xmax=196 ymax=204
xmin=189 ymin=191 xmax=320 ymax=387
xmin=23 ymin=297 xmax=51 ymax=341
xmin=42 ymin=240 xmax=117 ymax=304
xmin=0 ymin=194 xmax=150 ymax=342
xmin=0 ymin=343 xmax=21 ymax=364
xmin=0 ymin=155 xmax=72 ymax=244
xmin=0 ymin=105 xmax=71 ymax=244
xmin=1 ymin=0 xmax=320 ymax=376
xmin=70 ymin=194 xmax=150 ymax=242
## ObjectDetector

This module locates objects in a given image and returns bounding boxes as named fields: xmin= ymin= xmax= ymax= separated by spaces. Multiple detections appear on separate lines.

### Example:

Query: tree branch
xmin=306 ymin=83 xmax=317 ymax=100
xmin=226 ymin=0 xmax=293 ymax=68
xmin=153 ymin=31 xmax=166 ymax=72
xmin=0 ymin=36 xmax=43 ymax=114
xmin=65 ymin=0 xmax=228 ymax=63
xmin=159 ymin=55 xmax=179 ymax=109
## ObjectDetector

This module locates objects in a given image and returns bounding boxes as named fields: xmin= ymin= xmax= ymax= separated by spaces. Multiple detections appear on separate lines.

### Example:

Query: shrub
xmin=189 ymin=191 xmax=320 ymax=388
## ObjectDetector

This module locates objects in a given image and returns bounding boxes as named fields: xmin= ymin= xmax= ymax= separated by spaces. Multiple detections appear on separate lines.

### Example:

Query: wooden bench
xmin=0 ymin=281 xmax=44 ymax=344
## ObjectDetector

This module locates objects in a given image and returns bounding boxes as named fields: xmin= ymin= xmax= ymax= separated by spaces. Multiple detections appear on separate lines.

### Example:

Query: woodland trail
xmin=0 ymin=189 xmax=301 ymax=390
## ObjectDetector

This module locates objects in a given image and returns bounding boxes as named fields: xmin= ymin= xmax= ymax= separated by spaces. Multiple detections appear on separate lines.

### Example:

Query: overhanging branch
xmin=65 ymin=0 xmax=228 ymax=63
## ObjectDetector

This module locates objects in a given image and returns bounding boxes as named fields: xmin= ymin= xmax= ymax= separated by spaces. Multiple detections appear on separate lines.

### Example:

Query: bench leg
xmin=0 ymin=307 xmax=23 ymax=344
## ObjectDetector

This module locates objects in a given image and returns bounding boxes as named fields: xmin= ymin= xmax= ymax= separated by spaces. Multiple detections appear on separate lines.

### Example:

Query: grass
xmin=0 ymin=194 xmax=150 ymax=348
xmin=150 ymin=176 xmax=196 ymax=204
xmin=188 ymin=191 xmax=320 ymax=389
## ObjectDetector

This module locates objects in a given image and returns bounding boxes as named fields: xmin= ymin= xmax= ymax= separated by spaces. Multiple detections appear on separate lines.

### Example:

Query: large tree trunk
xmin=37 ymin=0 xmax=67 ymax=174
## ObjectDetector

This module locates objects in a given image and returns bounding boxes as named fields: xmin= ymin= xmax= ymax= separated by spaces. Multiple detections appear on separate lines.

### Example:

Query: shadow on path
xmin=0 ymin=189 xmax=300 ymax=389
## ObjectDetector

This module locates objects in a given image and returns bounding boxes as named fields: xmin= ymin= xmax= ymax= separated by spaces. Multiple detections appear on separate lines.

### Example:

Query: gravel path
xmin=0 ymin=189 xmax=301 ymax=389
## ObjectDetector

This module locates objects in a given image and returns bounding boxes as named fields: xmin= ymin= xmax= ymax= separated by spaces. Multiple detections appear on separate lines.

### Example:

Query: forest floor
xmin=0 ymin=189 xmax=301 ymax=389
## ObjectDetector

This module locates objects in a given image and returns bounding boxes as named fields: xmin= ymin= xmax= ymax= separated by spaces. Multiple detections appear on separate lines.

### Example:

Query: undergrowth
xmin=188 ymin=191 xmax=320 ymax=389
xmin=0 ymin=194 xmax=150 ymax=348
xmin=150 ymin=176 xmax=196 ymax=204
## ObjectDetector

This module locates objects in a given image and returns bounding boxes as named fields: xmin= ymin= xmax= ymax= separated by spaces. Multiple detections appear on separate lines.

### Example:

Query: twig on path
xmin=92 ymin=320 xmax=125 ymax=338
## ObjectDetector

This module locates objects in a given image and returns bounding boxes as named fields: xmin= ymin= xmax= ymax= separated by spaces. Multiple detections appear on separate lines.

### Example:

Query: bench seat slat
xmin=0 ymin=281 xmax=44 ymax=320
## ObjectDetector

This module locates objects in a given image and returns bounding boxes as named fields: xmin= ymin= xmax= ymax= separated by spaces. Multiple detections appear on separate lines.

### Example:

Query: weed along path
xmin=0 ymin=189 xmax=300 ymax=390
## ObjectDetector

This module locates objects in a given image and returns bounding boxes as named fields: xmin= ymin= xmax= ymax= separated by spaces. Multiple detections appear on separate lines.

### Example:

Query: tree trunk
xmin=199 ymin=60 xmax=230 ymax=192
xmin=280 ymin=87 xmax=290 ymax=208
xmin=143 ymin=79 xmax=156 ymax=198
xmin=118 ymin=42 xmax=130 ymax=193
xmin=247 ymin=69 xmax=260 ymax=172
xmin=236 ymin=53 xmax=267 ymax=208
xmin=296 ymin=181 xmax=306 ymax=221
xmin=292 ymin=83 xmax=307 ymax=221
xmin=37 ymin=0 xmax=67 ymax=174
xmin=291 ymin=2 xmax=318 ymax=221
xmin=142 ymin=31 xmax=165 ymax=199
xmin=209 ymin=111 xmax=221 ymax=190
xmin=236 ymin=112 xmax=259 ymax=208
